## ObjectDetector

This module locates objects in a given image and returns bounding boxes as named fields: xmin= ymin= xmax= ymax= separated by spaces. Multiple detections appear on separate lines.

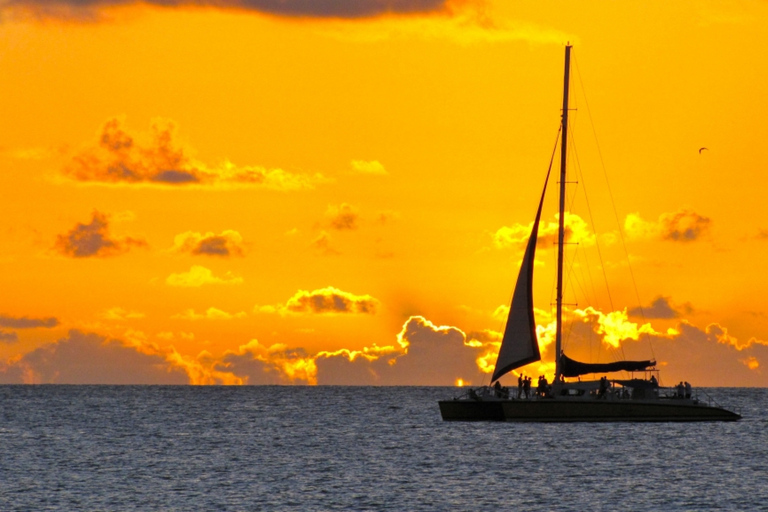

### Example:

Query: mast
xmin=554 ymin=44 xmax=571 ymax=382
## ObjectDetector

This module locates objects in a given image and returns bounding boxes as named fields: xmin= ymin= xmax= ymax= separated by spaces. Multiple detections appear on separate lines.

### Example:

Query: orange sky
xmin=1 ymin=0 xmax=768 ymax=386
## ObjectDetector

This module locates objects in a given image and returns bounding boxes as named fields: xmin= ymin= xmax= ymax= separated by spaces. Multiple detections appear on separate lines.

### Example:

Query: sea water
xmin=0 ymin=386 xmax=765 ymax=511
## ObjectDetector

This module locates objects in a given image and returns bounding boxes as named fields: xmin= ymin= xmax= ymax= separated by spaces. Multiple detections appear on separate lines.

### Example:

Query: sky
xmin=1 ymin=0 xmax=768 ymax=386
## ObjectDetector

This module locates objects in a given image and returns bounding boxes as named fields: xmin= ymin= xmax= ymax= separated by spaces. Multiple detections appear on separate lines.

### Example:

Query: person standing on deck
xmin=517 ymin=374 xmax=523 ymax=399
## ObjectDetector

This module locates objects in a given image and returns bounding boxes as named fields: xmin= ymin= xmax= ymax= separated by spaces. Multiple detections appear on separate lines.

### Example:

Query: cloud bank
xmin=2 ymin=308 xmax=767 ymax=385
xmin=0 ymin=330 xmax=190 ymax=384
xmin=4 ymin=0 xmax=453 ymax=18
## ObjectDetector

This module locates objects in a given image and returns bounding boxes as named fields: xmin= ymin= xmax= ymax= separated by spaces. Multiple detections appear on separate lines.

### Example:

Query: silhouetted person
xmin=598 ymin=376 xmax=608 ymax=398
xmin=684 ymin=381 xmax=692 ymax=399
xmin=517 ymin=374 xmax=524 ymax=399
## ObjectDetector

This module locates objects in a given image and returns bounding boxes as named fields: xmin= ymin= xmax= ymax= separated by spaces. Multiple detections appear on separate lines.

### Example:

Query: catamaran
xmin=439 ymin=45 xmax=741 ymax=422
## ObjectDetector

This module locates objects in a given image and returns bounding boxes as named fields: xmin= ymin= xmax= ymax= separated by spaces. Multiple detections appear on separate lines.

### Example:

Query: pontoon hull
xmin=438 ymin=400 xmax=505 ymax=421
xmin=439 ymin=398 xmax=741 ymax=422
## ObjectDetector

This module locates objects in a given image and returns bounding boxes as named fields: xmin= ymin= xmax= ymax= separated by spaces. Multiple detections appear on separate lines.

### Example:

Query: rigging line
xmin=565 ymin=118 xmax=600 ymax=309
xmin=572 ymin=50 xmax=655 ymax=362
xmin=565 ymin=134 xmax=603 ymax=319
xmin=568 ymin=116 xmax=628 ymax=363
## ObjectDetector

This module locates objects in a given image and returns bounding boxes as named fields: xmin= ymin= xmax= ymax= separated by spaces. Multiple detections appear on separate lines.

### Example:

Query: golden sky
xmin=2 ymin=0 xmax=768 ymax=386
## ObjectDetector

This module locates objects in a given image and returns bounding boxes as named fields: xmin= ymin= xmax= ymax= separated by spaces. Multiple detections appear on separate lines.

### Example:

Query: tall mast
xmin=554 ymin=44 xmax=571 ymax=382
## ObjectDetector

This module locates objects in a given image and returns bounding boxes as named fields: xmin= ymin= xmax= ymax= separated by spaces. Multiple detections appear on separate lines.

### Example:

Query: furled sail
xmin=490 ymin=173 xmax=551 ymax=383
xmin=559 ymin=353 xmax=656 ymax=378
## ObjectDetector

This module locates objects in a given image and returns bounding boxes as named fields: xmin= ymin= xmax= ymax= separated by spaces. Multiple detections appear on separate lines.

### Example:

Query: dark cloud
xmin=63 ymin=117 xmax=321 ymax=189
xmin=327 ymin=203 xmax=359 ymax=230
xmin=219 ymin=343 xmax=314 ymax=385
xmin=643 ymin=322 xmax=768 ymax=386
xmin=0 ymin=315 xmax=59 ymax=328
xmin=152 ymin=170 xmax=199 ymax=184
xmin=315 ymin=316 xmax=484 ymax=385
xmin=54 ymin=210 xmax=147 ymax=258
xmin=171 ymin=230 xmax=246 ymax=257
xmin=0 ymin=330 xmax=19 ymax=344
xmin=65 ymin=118 xmax=197 ymax=185
xmin=628 ymin=296 xmax=693 ymax=320
xmin=0 ymin=330 xmax=189 ymax=384
xmin=4 ymin=0 xmax=452 ymax=18
xmin=660 ymin=209 xmax=711 ymax=242
xmin=195 ymin=236 xmax=231 ymax=255
xmin=285 ymin=286 xmax=379 ymax=314
xmin=555 ymin=309 xmax=768 ymax=386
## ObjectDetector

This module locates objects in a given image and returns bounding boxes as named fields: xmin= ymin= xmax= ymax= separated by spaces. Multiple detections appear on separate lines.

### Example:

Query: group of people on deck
xmin=515 ymin=374 xmax=551 ymax=399
xmin=676 ymin=381 xmax=693 ymax=399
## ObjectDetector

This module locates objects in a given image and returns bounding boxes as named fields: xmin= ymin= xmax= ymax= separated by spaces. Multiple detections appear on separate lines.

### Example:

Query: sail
xmin=559 ymin=353 xmax=656 ymax=378
xmin=490 ymin=175 xmax=550 ymax=383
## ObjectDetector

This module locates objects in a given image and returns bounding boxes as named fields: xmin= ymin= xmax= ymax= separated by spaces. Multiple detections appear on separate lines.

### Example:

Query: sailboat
xmin=438 ymin=45 xmax=741 ymax=422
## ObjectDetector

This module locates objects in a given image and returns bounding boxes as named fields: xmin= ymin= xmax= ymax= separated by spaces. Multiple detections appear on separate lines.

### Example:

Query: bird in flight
xmin=699 ymin=147 xmax=708 ymax=154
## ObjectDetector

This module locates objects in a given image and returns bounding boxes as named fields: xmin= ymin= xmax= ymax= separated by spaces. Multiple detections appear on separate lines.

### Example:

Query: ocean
xmin=0 ymin=386 xmax=765 ymax=511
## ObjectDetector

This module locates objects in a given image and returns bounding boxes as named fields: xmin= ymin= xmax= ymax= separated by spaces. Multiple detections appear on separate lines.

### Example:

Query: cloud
xmin=0 ymin=314 xmax=59 ymax=329
xmin=172 ymin=307 xmax=247 ymax=320
xmin=311 ymin=230 xmax=340 ymax=255
xmin=165 ymin=265 xmax=243 ymax=287
xmin=61 ymin=117 xmax=324 ymax=190
xmin=3 ymin=310 xmax=766 ymax=386
xmin=326 ymin=203 xmax=360 ymax=230
xmin=170 ymin=230 xmax=246 ymax=257
xmin=0 ymin=330 xmax=190 ymax=384
xmin=4 ymin=0 xmax=454 ymax=19
xmin=625 ymin=208 xmax=712 ymax=243
xmin=283 ymin=286 xmax=380 ymax=315
xmin=217 ymin=340 xmax=317 ymax=385
xmin=0 ymin=330 xmax=19 ymax=343
xmin=102 ymin=307 xmax=145 ymax=320
xmin=54 ymin=210 xmax=147 ymax=258
xmin=628 ymin=296 xmax=693 ymax=320
xmin=548 ymin=307 xmax=768 ymax=385
xmin=315 ymin=316 xmax=487 ymax=385
xmin=0 ymin=329 xmax=250 ymax=384
xmin=350 ymin=159 xmax=388 ymax=176
xmin=2 ymin=0 xmax=569 ymax=48
xmin=494 ymin=213 xmax=595 ymax=250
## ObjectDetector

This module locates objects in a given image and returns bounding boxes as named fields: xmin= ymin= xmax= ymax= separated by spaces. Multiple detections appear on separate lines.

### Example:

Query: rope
xmin=572 ymin=49 xmax=656 ymax=362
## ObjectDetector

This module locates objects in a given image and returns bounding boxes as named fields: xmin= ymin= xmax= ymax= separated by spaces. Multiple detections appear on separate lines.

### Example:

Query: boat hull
xmin=439 ymin=398 xmax=741 ymax=422
xmin=438 ymin=399 xmax=506 ymax=421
